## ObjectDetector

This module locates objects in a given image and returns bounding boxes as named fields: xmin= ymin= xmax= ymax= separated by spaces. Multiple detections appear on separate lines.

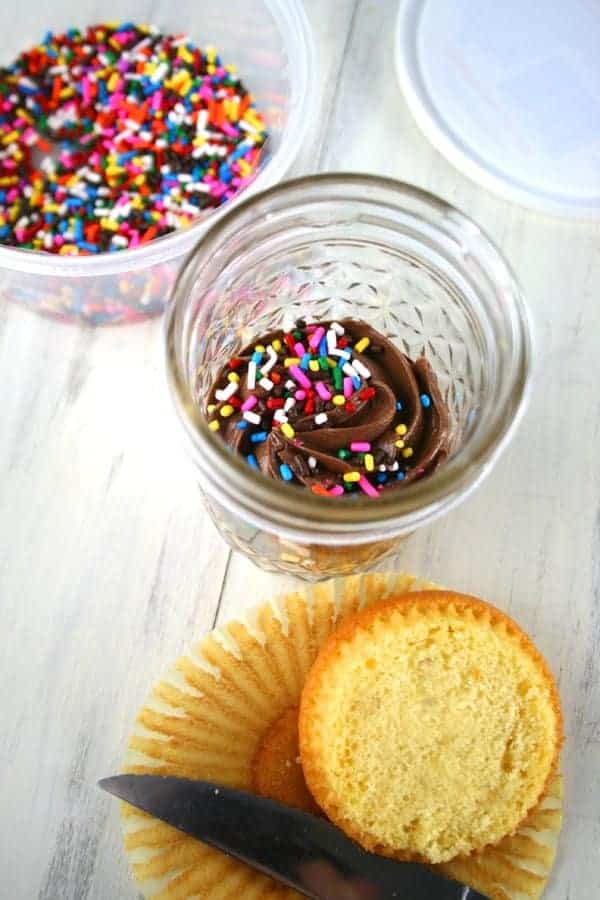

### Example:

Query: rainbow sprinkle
xmin=0 ymin=23 xmax=267 ymax=254
xmin=204 ymin=319 xmax=442 ymax=499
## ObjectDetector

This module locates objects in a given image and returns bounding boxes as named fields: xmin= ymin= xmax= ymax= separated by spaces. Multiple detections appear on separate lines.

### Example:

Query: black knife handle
xmin=296 ymin=858 xmax=477 ymax=899
xmin=269 ymin=808 xmax=485 ymax=900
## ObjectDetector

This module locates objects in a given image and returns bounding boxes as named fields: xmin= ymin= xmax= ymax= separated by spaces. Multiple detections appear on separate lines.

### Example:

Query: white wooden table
xmin=1 ymin=2 xmax=599 ymax=897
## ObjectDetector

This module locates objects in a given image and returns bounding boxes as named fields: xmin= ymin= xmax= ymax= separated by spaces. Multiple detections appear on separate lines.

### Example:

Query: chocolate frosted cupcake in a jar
xmin=205 ymin=319 xmax=450 ymax=498
xmin=166 ymin=175 xmax=532 ymax=579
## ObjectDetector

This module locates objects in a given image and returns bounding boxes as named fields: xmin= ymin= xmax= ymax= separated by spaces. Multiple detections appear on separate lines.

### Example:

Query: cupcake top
xmin=205 ymin=318 xmax=450 ymax=498
xmin=299 ymin=591 xmax=563 ymax=864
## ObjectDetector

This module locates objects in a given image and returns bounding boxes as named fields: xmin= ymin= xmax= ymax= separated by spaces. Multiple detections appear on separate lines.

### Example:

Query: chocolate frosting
xmin=206 ymin=319 xmax=450 ymax=497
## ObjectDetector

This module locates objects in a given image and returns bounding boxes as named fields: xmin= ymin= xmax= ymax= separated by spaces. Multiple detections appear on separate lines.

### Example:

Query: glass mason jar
xmin=165 ymin=174 xmax=533 ymax=580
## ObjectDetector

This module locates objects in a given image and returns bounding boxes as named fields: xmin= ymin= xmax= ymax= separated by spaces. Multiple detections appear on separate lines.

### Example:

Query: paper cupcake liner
xmin=122 ymin=572 xmax=562 ymax=900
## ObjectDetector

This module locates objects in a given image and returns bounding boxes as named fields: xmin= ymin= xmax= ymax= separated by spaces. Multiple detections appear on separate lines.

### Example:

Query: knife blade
xmin=99 ymin=774 xmax=489 ymax=900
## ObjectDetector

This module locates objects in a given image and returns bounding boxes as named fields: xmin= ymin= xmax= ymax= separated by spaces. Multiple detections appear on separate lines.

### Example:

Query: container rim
xmin=0 ymin=0 xmax=318 ymax=277
xmin=165 ymin=173 xmax=535 ymax=543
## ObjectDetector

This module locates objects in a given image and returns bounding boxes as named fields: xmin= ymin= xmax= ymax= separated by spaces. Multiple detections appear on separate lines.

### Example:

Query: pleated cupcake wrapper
xmin=122 ymin=571 xmax=562 ymax=900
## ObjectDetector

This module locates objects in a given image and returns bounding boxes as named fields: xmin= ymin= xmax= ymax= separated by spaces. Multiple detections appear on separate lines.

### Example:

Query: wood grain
xmin=1 ymin=1 xmax=599 ymax=898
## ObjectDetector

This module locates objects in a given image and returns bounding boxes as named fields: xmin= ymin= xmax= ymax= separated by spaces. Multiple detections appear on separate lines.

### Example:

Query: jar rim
xmin=165 ymin=173 xmax=534 ymax=543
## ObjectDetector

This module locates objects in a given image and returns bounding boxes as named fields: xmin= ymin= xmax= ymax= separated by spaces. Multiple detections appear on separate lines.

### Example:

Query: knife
xmin=100 ymin=775 xmax=489 ymax=899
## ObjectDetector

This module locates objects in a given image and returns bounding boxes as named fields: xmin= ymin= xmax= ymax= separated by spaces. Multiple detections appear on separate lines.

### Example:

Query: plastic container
xmin=166 ymin=174 xmax=533 ymax=580
xmin=0 ymin=0 xmax=317 ymax=324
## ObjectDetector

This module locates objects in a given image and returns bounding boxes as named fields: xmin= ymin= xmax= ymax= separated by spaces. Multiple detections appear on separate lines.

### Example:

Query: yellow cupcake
xmin=122 ymin=574 xmax=563 ymax=899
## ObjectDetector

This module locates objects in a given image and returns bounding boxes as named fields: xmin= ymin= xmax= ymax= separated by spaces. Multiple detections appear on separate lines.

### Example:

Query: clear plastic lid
xmin=395 ymin=0 xmax=600 ymax=219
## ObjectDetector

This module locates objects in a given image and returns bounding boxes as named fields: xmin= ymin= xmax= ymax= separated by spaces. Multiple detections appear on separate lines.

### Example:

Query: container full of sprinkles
xmin=0 ymin=2 xmax=316 ymax=323
xmin=166 ymin=174 xmax=533 ymax=580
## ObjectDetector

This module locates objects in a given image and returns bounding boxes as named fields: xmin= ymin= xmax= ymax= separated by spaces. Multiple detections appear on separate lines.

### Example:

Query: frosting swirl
xmin=206 ymin=319 xmax=450 ymax=498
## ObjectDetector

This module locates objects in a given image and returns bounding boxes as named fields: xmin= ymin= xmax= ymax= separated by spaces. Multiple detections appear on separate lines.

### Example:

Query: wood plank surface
xmin=0 ymin=2 xmax=598 ymax=897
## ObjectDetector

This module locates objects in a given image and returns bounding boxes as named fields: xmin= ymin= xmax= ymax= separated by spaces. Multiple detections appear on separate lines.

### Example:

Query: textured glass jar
xmin=165 ymin=175 xmax=533 ymax=580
